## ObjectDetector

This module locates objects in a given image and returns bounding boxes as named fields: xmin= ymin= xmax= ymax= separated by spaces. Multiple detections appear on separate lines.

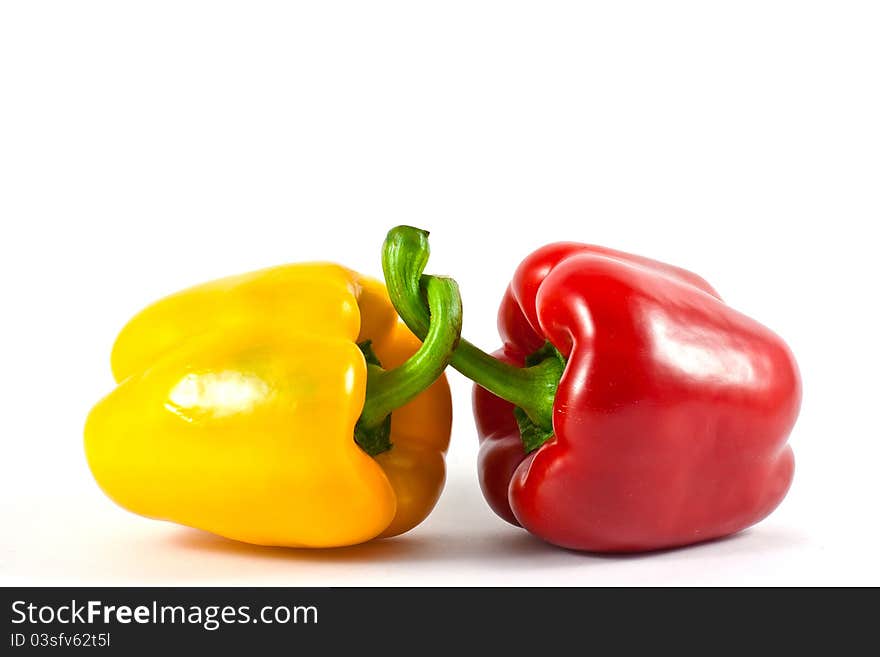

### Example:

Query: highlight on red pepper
xmin=382 ymin=226 xmax=801 ymax=553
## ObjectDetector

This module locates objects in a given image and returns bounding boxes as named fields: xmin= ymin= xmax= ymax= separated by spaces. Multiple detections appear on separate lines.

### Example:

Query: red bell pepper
xmin=383 ymin=226 xmax=801 ymax=553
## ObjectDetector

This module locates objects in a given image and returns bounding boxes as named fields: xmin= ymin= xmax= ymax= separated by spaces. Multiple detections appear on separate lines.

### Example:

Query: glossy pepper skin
xmin=85 ymin=264 xmax=452 ymax=548
xmin=475 ymin=243 xmax=801 ymax=552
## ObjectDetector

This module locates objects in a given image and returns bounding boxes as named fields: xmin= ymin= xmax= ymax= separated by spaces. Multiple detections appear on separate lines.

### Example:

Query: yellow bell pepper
xmin=84 ymin=263 xmax=461 ymax=547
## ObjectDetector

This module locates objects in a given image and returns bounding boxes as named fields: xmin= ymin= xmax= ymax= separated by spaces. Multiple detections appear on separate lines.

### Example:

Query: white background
xmin=1 ymin=1 xmax=878 ymax=586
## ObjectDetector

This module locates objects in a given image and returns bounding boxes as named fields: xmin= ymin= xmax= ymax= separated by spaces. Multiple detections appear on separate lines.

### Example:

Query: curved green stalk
xmin=382 ymin=226 xmax=562 ymax=437
xmin=355 ymin=274 xmax=462 ymax=456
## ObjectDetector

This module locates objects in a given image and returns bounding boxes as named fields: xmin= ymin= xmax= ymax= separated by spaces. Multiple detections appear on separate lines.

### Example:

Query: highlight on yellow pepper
xmin=84 ymin=262 xmax=461 ymax=547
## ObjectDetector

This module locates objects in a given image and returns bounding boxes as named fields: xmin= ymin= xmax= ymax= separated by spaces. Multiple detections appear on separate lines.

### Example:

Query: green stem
xmin=355 ymin=274 xmax=462 ymax=456
xmin=382 ymin=226 xmax=563 ymax=436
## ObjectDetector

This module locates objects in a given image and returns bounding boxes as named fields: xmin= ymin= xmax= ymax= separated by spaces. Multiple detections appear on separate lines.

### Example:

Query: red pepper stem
xmin=382 ymin=226 xmax=562 ymax=432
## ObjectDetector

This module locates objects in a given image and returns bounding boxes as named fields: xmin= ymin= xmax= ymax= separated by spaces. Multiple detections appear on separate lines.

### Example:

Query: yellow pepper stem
xmin=382 ymin=225 xmax=563 ymax=434
xmin=355 ymin=275 xmax=462 ymax=456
